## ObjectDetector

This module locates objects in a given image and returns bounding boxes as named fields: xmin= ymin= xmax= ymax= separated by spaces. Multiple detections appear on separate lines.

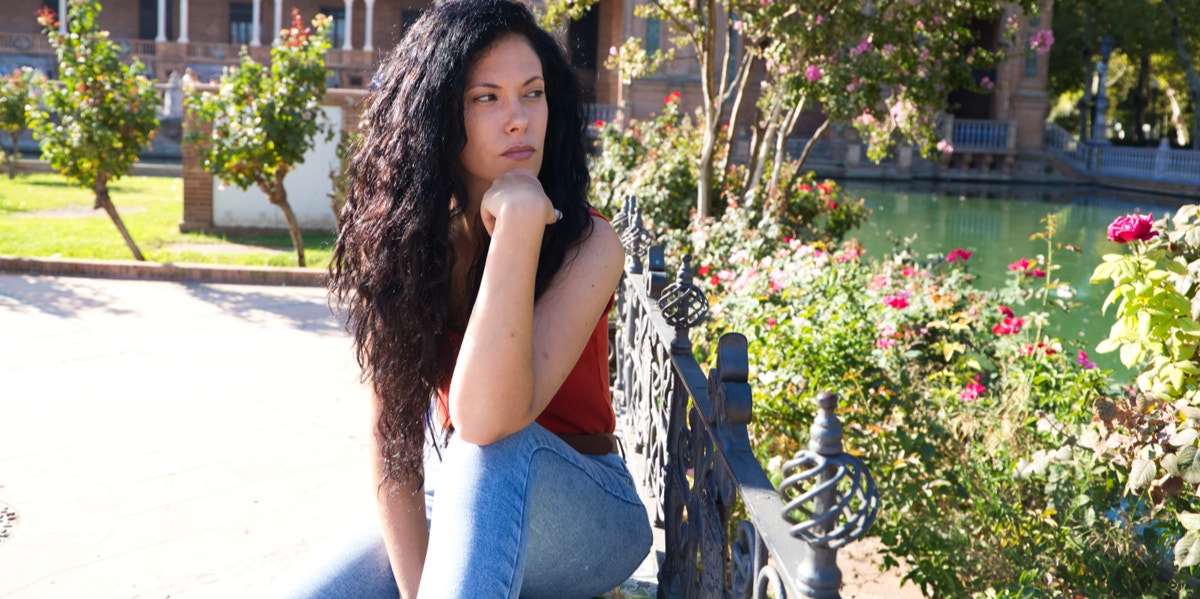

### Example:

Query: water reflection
xmin=845 ymin=181 xmax=1188 ymax=375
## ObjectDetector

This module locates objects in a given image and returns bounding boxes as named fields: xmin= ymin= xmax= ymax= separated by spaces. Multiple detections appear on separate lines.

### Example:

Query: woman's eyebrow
xmin=466 ymin=75 xmax=545 ymax=89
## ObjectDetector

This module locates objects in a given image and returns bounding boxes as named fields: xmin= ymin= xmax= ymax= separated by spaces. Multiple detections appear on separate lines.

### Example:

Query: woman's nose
xmin=506 ymin=99 xmax=528 ymax=133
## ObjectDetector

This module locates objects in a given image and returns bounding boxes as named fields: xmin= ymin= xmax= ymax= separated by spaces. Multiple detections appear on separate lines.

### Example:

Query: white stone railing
xmin=951 ymin=118 xmax=1014 ymax=151
xmin=1045 ymin=122 xmax=1200 ymax=184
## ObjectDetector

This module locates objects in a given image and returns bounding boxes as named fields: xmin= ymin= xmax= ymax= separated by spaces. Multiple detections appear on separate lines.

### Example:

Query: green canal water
xmin=843 ymin=182 xmax=1190 ymax=375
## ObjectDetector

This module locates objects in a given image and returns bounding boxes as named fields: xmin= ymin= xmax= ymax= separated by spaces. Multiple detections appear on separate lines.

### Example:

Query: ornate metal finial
xmin=645 ymin=246 xmax=667 ymax=298
xmin=619 ymin=201 xmax=653 ymax=259
xmin=658 ymin=254 xmax=710 ymax=354
xmin=610 ymin=195 xmax=634 ymax=233
xmin=658 ymin=254 xmax=709 ymax=329
xmin=777 ymin=392 xmax=879 ymax=550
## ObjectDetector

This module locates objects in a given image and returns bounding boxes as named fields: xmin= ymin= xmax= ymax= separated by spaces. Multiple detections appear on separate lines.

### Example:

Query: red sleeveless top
xmin=434 ymin=209 xmax=617 ymax=436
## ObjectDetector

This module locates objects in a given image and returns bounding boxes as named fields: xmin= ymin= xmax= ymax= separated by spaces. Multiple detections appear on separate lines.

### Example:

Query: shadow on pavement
xmin=0 ymin=275 xmax=136 ymax=318
xmin=183 ymin=282 xmax=346 ymax=335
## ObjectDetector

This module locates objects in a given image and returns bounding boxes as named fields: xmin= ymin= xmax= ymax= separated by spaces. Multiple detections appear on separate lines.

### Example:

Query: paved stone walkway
xmin=0 ymin=274 xmax=375 ymax=598
xmin=0 ymin=272 xmax=920 ymax=599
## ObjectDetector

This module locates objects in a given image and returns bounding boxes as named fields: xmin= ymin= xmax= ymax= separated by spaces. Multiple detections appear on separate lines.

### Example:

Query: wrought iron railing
xmin=611 ymin=197 xmax=879 ymax=598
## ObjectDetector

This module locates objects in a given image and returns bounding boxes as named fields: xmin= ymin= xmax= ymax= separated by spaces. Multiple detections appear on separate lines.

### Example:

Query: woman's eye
xmin=526 ymin=89 xmax=545 ymax=98
xmin=473 ymin=93 xmax=496 ymax=103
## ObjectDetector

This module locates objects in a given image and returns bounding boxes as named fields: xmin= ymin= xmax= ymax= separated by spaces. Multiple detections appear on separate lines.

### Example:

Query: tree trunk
xmin=767 ymin=97 xmax=805 ymax=198
xmin=7 ymin=133 xmax=17 ymax=179
xmin=95 ymin=172 xmax=145 ymax=261
xmin=264 ymin=168 xmax=306 ymax=267
xmin=785 ymin=118 xmax=832 ymax=191
xmin=716 ymin=52 xmax=755 ymax=191
xmin=1165 ymin=0 xmax=1200 ymax=149
xmin=1134 ymin=54 xmax=1150 ymax=144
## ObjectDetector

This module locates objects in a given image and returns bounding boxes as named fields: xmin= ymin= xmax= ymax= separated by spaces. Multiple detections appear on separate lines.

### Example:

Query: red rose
xmin=1107 ymin=213 xmax=1159 ymax=244
xmin=946 ymin=248 xmax=972 ymax=262
xmin=698 ymin=265 xmax=710 ymax=276
xmin=992 ymin=316 xmax=1024 ymax=335
xmin=998 ymin=305 xmax=1014 ymax=318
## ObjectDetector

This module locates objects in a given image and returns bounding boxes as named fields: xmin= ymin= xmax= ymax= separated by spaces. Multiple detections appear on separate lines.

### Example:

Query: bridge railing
xmin=610 ymin=198 xmax=879 ymax=598
xmin=1045 ymin=122 xmax=1200 ymax=184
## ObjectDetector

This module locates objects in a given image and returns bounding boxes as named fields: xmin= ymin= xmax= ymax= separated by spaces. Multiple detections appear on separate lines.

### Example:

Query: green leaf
xmin=1179 ymin=532 xmax=1200 ymax=568
xmin=1180 ymin=445 xmax=1200 ymax=485
xmin=1181 ymin=513 xmax=1200 ymax=532
xmin=1171 ymin=429 xmax=1198 ymax=447
xmin=1121 ymin=342 xmax=1142 ymax=368
xmin=1127 ymin=458 xmax=1156 ymax=492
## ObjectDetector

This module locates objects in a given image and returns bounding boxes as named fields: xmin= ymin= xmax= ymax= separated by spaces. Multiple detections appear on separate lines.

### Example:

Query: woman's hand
xmin=479 ymin=169 xmax=558 ymax=236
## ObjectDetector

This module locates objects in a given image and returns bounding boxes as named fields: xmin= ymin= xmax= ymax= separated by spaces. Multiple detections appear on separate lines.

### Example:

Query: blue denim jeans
xmin=273 ymin=423 xmax=652 ymax=599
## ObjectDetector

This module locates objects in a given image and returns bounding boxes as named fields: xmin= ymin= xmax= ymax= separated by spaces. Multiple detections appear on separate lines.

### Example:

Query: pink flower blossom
xmin=870 ymin=274 xmax=889 ymax=289
xmin=961 ymin=382 xmax=985 ymax=402
xmin=980 ymin=76 xmax=994 ymax=90
xmin=1031 ymin=269 xmax=1046 ymax=278
xmin=805 ymin=65 xmax=823 ymax=82
xmin=609 ymin=46 xmax=618 ymax=56
xmin=992 ymin=317 xmax=1024 ymax=336
xmin=709 ymin=275 xmax=720 ymax=286
xmin=1107 ymin=213 xmax=1159 ymax=243
xmin=1020 ymin=343 xmax=1057 ymax=356
xmin=901 ymin=267 xmax=916 ymax=278
xmin=1008 ymin=258 xmax=1032 ymax=272
xmin=998 ymin=305 xmax=1014 ymax=318
xmin=937 ymin=139 xmax=954 ymax=155
xmin=846 ymin=77 xmax=861 ymax=92
xmin=946 ymin=248 xmax=972 ymax=262
xmin=815 ymin=15 xmax=823 ymax=24
xmin=876 ymin=337 xmax=897 ymax=349
xmin=1029 ymin=29 xmax=1054 ymax=55
xmin=850 ymin=40 xmax=873 ymax=58
xmin=854 ymin=111 xmax=877 ymax=127
xmin=698 ymin=265 xmax=710 ymax=276
xmin=663 ymin=91 xmax=682 ymax=105
xmin=733 ymin=20 xmax=746 ymax=32
xmin=884 ymin=295 xmax=910 ymax=309
xmin=1078 ymin=350 xmax=1097 ymax=370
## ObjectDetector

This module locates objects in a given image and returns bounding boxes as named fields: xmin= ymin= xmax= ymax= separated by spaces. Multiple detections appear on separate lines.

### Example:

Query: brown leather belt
xmin=557 ymin=433 xmax=620 ymax=455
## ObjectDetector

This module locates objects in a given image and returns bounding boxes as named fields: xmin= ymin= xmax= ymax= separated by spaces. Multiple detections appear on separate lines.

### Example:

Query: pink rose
xmin=1106 ymin=213 xmax=1159 ymax=243
xmin=992 ymin=317 xmax=1024 ymax=336
xmin=1077 ymin=350 xmax=1097 ymax=370
xmin=884 ymin=295 xmax=909 ymax=309
xmin=998 ymin=305 xmax=1014 ymax=318
xmin=946 ymin=248 xmax=972 ymax=262
xmin=961 ymin=382 xmax=985 ymax=402
xmin=805 ymin=65 xmax=823 ymax=82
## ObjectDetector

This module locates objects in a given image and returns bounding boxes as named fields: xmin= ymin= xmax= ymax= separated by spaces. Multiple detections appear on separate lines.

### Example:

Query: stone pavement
xmin=0 ymin=273 xmax=376 ymax=598
xmin=0 ymin=271 xmax=921 ymax=599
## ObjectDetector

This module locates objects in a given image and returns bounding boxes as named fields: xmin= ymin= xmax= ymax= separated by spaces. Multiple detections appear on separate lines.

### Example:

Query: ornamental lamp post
xmin=1091 ymin=34 xmax=1115 ymax=145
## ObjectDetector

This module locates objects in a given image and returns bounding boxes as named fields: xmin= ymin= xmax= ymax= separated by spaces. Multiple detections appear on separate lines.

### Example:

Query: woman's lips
xmin=503 ymin=146 xmax=535 ymax=160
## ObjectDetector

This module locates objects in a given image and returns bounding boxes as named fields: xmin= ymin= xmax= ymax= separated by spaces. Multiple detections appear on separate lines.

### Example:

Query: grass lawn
xmin=0 ymin=173 xmax=334 ymax=268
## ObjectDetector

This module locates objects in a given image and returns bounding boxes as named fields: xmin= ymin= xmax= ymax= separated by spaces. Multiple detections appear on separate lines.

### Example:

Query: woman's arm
xmin=370 ymin=392 xmax=428 ymax=599
xmin=448 ymin=171 xmax=624 ymax=445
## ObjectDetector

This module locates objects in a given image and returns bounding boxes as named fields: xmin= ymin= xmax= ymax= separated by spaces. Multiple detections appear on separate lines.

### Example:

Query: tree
xmin=545 ymin=0 xmax=1040 ymax=219
xmin=1164 ymin=0 xmax=1200 ymax=149
xmin=30 ymin=0 xmax=159 ymax=260
xmin=0 ymin=67 xmax=46 ymax=179
xmin=188 ymin=10 xmax=334 ymax=267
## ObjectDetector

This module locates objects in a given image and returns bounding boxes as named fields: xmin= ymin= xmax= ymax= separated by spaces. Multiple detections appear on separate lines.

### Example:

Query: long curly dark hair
xmin=328 ymin=0 xmax=593 ymax=488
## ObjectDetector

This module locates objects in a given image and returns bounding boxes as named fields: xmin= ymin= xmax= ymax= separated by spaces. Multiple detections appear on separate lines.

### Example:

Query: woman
xmin=326 ymin=0 xmax=652 ymax=597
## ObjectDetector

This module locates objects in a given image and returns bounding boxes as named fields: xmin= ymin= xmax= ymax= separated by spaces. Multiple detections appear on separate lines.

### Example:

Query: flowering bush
xmin=0 ymin=66 xmax=45 ymax=179
xmin=591 ymin=95 xmax=869 ymax=257
xmin=691 ymin=213 xmax=1181 ymax=596
xmin=1090 ymin=207 xmax=1200 ymax=569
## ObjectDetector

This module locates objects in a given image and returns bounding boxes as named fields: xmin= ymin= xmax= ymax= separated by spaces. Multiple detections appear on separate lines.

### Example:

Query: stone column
xmin=250 ymin=0 xmax=262 ymax=46
xmin=58 ymin=0 xmax=67 ymax=34
xmin=178 ymin=0 xmax=189 ymax=43
xmin=155 ymin=0 xmax=167 ymax=41
xmin=362 ymin=0 xmax=375 ymax=52
xmin=342 ymin=0 xmax=354 ymax=50
xmin=273 ymin=0 xmax=283 ymax=46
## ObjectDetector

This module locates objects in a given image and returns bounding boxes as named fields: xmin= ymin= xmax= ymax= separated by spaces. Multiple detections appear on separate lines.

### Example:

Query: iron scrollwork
xmin=613 ymin=215 xmax=879 ymax=599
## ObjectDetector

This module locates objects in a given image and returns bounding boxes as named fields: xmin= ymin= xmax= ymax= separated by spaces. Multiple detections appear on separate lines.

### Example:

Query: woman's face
xmin=459 ymin=34 xmax=548 ymax=204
